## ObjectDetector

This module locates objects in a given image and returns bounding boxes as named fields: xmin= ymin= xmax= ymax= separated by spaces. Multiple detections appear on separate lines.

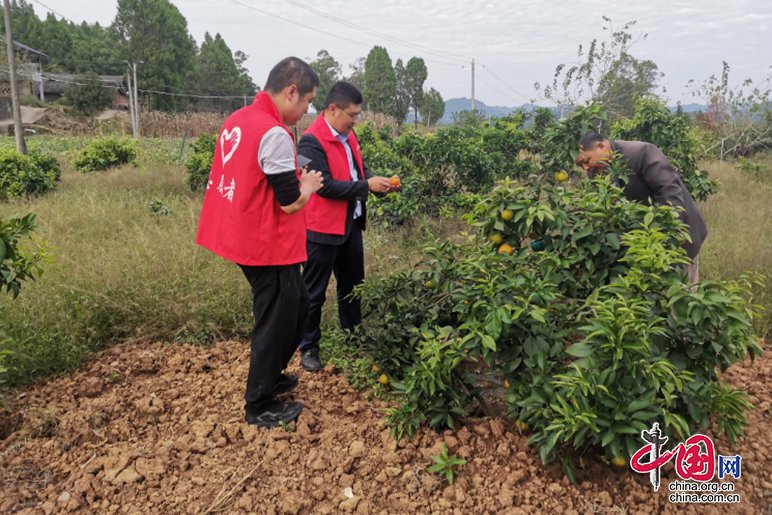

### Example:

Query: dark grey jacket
xmin=596 ymin=140 xmax=707 ymax=259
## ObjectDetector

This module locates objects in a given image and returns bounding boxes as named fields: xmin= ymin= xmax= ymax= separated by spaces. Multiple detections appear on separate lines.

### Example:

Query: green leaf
xmin=565 ymin=342 xmax=593 ymax=357
xmin=480 ymin=334 xmax=497 ymax=351
xmin=627 ymin=397 xmax=653 ymax=413
xmin=529 ymin=308 xmax=545 ymax=323
xmin=605 ymin=233 xmax=621 ymax=250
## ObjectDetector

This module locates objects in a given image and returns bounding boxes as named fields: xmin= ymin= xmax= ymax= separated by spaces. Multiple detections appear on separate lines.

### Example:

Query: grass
xmin=698 ymin=158 xmax=772 ymax=335
xmin=0 ymin=154 xmax=770 ymax=389
xmin=0 ymin=135 xmax=194 ymax=164
xmin=0 ymin=163 xmax=252 ymax=385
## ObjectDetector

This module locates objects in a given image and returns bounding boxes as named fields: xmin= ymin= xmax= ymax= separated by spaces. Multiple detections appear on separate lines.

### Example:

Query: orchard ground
xmin=1 ymin=150 xmax=771 ymax=514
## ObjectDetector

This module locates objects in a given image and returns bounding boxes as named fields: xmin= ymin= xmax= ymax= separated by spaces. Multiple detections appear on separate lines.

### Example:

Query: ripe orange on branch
xmin=498 ymin=244 xmax=514 ymax=255
xmin=501 ymin=209 xmax=514 ymax=221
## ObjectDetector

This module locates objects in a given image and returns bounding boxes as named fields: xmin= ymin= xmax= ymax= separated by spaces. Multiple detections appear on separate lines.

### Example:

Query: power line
xmin=227 ymin=0 xmax=460 ymax=67
xmin=476 ymin=75 xmax=522 ymax=106
xmin=28 ymin=0 xmax=75 ymax=24
xmin=278 ymin=0 xmax=470 ymax=65
xmin=478 ymin=65 xmax=531 ymax=103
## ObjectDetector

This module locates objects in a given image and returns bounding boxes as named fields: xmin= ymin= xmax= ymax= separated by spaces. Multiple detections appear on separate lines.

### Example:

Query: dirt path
xmin=0 ymin=340 xmax=769 ymax=515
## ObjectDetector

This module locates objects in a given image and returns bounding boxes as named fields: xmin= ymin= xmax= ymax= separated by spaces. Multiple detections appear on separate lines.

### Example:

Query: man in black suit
xmin=577 ymin=130 xmax=707 ymax=283
xmin=297 ymin=82 xmax=398 ymax=371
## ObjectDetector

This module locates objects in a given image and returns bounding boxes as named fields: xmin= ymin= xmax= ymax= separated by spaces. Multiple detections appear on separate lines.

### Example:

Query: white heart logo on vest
xmin=220 ymin=127 xmax=242 ymax=165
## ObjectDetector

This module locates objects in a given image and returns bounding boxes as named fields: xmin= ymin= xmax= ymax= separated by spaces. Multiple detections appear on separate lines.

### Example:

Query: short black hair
xmin=579 ymin=130 xmax=606 ymax=149
xmin=264 ymin=57 xmax=320 ymax=97
xmin=325 ymin=81 xmax=363 ymax=110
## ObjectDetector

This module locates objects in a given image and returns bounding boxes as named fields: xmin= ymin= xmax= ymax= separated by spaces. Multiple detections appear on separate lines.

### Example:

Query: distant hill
xmin=406 ymin=98 xmax=708 ymax=125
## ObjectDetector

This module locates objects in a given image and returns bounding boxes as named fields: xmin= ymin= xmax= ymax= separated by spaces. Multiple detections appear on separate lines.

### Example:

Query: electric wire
xmin=226 ymin=0 xmax=460 ymax=67
xmin=278 ymin=0 xmax=470 ymax=64
xmin=28 ymin=0 xmax=75 ymax=24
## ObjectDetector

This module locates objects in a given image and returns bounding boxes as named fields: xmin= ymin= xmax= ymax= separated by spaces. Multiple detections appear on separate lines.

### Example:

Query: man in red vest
xmin=296 ymin=82 xmax=398 ymax=371
xmin=196 ymin=57 xmax=323 ymax=427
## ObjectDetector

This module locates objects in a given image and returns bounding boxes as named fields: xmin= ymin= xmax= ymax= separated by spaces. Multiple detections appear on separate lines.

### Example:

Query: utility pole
xmin=125 ymin=61 xmax=142 ymax=138
xmin=132 ymin=62 xmax=139 ymax=137
xmin=3 ymin=0 xmax=26 ymax=155
xmin=126 ymin=70 xmax=137 ymax=139
xmin=471 ymin=58 xmax=475 ymax=111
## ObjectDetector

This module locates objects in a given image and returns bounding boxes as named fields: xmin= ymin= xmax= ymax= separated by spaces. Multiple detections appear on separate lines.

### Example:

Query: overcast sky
xmin=32 ymin=0 xmax=772 ymax=107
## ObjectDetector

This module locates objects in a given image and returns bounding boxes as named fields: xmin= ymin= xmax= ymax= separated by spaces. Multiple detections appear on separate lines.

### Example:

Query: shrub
xmin=184 ymin=134 xmax=217 ymax=191
xmin=735 ymin=156 xmax=770 ymax=183
xmin=355 ymin=170 xmax=762 ymax=481
xmin=64 ymin=71 xmax=113 ymax=116
xmin=0 ymin=149 xmax=61 ymax=199
xmin=0 ymin=213 xmax=50 ymax=298
xmin=71 ymin=137 xmax=138 ymax=172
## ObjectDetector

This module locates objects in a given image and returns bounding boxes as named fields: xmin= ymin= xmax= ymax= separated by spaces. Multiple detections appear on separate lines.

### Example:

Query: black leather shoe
xmin=300 ymin=349 xmax=322 ymax=372
xmin=272 ymin=374 xmax=298 ymax=395
xmin=245 ymin=400 xmax=304 ymax=428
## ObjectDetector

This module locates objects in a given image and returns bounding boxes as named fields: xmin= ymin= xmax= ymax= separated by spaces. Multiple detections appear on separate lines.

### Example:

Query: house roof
xmin=41 ymin=73 xmax=127 ymax=95
xmin=0 ymin=35 xmax=50 ymax=59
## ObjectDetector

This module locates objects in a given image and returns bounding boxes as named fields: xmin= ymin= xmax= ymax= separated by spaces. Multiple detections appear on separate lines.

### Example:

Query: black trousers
xmin=299 ymin=229 xmax=364 ymax=352
xmin=239 ymin=264 xmax=309 ymax=414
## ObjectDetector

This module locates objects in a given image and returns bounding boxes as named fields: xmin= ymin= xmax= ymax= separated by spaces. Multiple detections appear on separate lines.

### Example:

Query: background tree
xmin=393 ymin=59 xmax=409 ymax=124
xmin=346 ymin=56 xmax=366 ymax=96
xmin=419 ymin=87 xmax=444 ymax=126
xmin=309 ymin=50 xmax=341 ymax=113
xmin=64 ymin=71 xmax=113 ymax=116
xmin=534 ymin=17 xmax=663 ymax=121
xmin=689 ymin=61 xmax=772 ymax=157
xmin=234 ymin=50 xmax=257 ymax=96
xmin=404 ymin=57 xmax=427 ymax=129
xmin=364 ymin=46 xmax=396 ymax=115
xmin=196 ymin=32 xmax=254 ymax=112
xmin=112 ymin=0 xmax=197 ymax=111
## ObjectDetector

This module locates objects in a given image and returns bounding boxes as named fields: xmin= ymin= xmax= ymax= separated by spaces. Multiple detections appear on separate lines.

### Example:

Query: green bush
xmin=356 ymin=170 xmax=762 ymax=481
xmin=71 ymin=136 xmax=138 ymax=172
xmin=735 ymin=156 xmax=770 ymax=183
xmin=184 ymin=134 xmax=216 ymax=191
xmin=0 ymin=212 xmax=50 ymax=298
xmin=64 ymin=71 xmax=113 ymax=116
xmin=0 ymin=149 xmax=61 ymax=199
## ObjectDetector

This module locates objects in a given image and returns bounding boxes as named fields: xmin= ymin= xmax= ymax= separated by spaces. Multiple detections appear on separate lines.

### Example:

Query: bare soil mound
xmin=0 ymin=340 xmax=769 ymax=515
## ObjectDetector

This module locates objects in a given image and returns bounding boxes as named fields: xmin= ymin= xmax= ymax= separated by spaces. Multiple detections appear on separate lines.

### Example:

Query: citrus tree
xmin=354 ymin=169 xmax=762 ymax=480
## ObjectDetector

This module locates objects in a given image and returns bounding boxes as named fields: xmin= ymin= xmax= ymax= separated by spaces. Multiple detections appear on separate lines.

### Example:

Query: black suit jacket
xmin=598 ymin=140 xmax=708 ymax=259
xmin=298 ymin=132 xmax=375 ymax=246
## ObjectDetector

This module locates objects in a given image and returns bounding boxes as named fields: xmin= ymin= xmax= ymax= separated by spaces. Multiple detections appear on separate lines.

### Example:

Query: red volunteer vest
xmin=195 ymin=92 xmax=306 ymax=266
xmin=303 ymin=114 xmax=365 ymax=235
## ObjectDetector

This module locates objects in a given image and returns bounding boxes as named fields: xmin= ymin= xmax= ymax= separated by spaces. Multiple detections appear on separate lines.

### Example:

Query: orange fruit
xmin=426 ymin=280 xmax=437 ymax=289
xmin=504 ymin=380 xmax=510 ymax=388
xmin=501 ymin=209 xmax=514 ymax=221
xmin=379 ymin=374 xmax=389 ymax=385
xmin=488 ymin=233 xmax=503 ymax=245
xmin=516 ymin=421 xmax=529 ymax=431
xmin=390 ymin=175 xmax=401 ymax=186
xmin=555 ymin=171 xmax=569 ymax=182
xmin=611 ymin=455 xmax=626 ymax=467
xmin=373 ymin=365 xmax=381 ymax=372
xmin=498 ymin=244 xmax=514 ymax=255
